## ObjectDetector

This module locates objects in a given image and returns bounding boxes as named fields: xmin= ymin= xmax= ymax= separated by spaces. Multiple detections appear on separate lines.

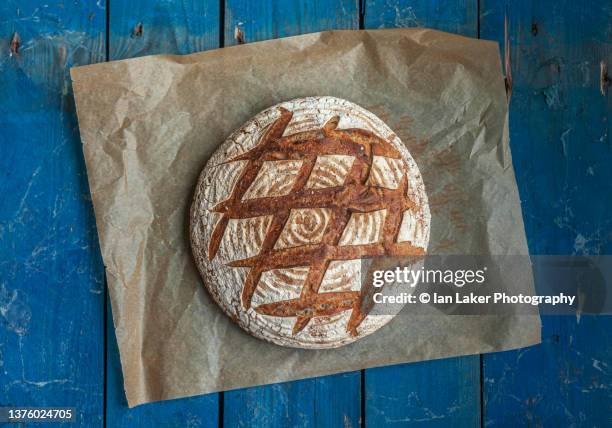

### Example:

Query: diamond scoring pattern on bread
xmin=242 ymin=160 xmax=303 ymax=200
xmin=207 ymin=107 xmax=423 ymax=335
xmin=191 ymin=97 xmax=431 ymax=349
xmin=305 ymin=155 xmax=355 ymax=189
xmin=275 ymin=208 xmax=331 ymax=249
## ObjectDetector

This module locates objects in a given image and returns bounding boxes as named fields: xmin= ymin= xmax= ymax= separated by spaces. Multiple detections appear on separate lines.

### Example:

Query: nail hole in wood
xmin=132 ymin=23 xmax=143 ymax=38
xmin=601 ymin=61 xmax=610 ymax=96
xmin=10 ymin=32 xmax=20 ymax=56
xmin=234 ymin=25 xmax=245 ymax=44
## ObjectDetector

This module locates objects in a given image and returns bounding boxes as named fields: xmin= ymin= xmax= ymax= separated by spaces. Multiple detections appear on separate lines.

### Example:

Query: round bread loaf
xmin=190 ymin=97 xmax=430 ymax=349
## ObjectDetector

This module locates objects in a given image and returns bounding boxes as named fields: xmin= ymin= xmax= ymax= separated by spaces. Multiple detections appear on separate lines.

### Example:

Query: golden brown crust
xmin=190 ymin=96 xmax=431 ymax=349
xmin=207 ymin=107 xmax=424 ymax=336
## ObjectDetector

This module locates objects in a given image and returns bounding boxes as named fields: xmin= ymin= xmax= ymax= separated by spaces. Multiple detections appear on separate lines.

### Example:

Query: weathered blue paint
xmin=480 ymin=0 xmax=612 ymax=426
xmin=224 ymin=0 xmax=358 ymax=47
xmin=224 ymin=372 xmax=361 ymax=428
xmin=363 ymin=1 xmax=482 ymax=426
xmin=365 ymin=359 xmax=481 ymax=427
xmin=1 ymin=0 xmax=610 ymax=426
xmin=0 ymin=0 xmax=106 ymax=426
xmin=109 ymin=0 xmax=220 ymax=60
xmin=483 ymin=316 xmax=612 ymax=426
xmin=365 ymin=0 xmax=478 ymax=37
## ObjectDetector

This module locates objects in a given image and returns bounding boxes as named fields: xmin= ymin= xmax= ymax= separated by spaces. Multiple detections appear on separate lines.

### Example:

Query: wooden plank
xmin=480 ymin=1 xmax=612 ymax=425
xmin=483 ymin=317 xmax=612 ymax=426
xmin=106 ymin=1 xmax=221 ymax=425
xmin=222 ymin=1 xmax=361 ymax=427
xmin=363 ymin=1 xmax=481 ymax=426
xmin=0 ymin=1 xmax=106 ymax=426
xmin=224 ymin=0 xmax=358 ymax=46
xmin=364 ymin=0 xmax=478 ymax=37
xmin=224 ymin=372 xmax=361 ymax=428
xmin=365 ymin=359 xmax=480 ymax=427
xmin=109 ymin=0 xmax=219 ymax=60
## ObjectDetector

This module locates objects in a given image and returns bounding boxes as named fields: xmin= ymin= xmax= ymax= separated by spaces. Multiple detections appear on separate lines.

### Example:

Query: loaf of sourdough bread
xmin=190 ymin=97 xmax=430 ymax=349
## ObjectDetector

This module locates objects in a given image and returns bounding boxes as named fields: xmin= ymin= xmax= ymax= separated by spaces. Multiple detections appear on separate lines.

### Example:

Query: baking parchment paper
xmin=71 ymin=29 xmax=541 ymax=407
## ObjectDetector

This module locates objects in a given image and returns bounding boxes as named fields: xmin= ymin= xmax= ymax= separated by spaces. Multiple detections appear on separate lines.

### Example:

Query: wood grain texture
xmin=2 ymin=0 xmax=610 ymax=425
xmin=221 ymin=1 xmax=362 ymax=426
xmin=0 ymin=0 xmax=106 ymax=426
xmin=364 ymin=0 xmax=478 ymax=37
xmin=480 ymin=0 xmax=612 ymax=425
xmin=105 ymin=0 xmax=221 ymax=424
xmin=224 ymin=372 xmax=361 ymax=428
xmin=109 ymin=0 xmax=219 ymax=60
xmin=484 ymin=316 xmax=611 ymax=426
xmin=224 ymin=0 xmax=358 ymax=46
xmin=365 ymin=358 xmax=481 ymax=427
xmin=363 ymin=1 xmax=482 ymax=426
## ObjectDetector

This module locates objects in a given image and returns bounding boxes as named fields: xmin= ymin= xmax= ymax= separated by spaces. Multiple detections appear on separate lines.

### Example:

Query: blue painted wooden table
xmin=1 ymin=1 xmax=610 ymax=426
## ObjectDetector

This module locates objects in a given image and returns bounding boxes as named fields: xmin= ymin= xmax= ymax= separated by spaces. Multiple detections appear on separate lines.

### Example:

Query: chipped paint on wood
xmin=600 ymin=61 xmax=610 ymax=96
xmin=2 ymin=0 xmax=610 ymax=425
xmin=108 ymin=1 xmax=220 ymax=60
xmin=481 ymin=0 xmax=612 ymax=426
xmin=364 ymin=0 xmax=478 ymax=37
xmin=0 ymin=1 xmax=106 ymax=425
xmin=9 ymin=32 xmax=20 ymax=56
xmin=234 ymin=24 xmax=245 ymax=44
xmin=131 ymin=22 xmax=143 ymax=38
xmin=224 ymin=0 xmax=358 ymax=47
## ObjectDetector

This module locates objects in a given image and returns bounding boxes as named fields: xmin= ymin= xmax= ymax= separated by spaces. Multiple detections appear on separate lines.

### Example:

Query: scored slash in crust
xmin=205 ymin=106 xmax=425 ymax=337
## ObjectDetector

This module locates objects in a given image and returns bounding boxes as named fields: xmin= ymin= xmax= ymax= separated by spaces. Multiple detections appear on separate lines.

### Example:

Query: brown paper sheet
xmin=71 ymin=29 xmax=541 ymax=407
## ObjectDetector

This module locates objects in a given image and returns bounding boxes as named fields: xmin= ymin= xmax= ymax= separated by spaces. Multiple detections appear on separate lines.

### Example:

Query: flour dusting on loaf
xmin=190 ymin=97 xmax=430 ymax=349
